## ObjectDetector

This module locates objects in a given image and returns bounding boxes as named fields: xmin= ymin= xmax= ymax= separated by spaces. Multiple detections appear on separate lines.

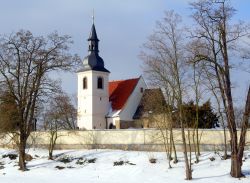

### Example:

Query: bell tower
xmin=77 ymin=20 xmax=110 ymax=129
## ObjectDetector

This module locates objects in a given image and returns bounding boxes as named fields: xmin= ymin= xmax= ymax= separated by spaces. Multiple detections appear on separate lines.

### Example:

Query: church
xmin=77 ymin=22 xmax=147 ymax=130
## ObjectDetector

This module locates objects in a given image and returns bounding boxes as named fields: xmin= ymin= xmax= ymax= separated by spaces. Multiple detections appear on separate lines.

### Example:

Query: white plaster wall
xmin=77 ymin=70 xmax=109 ymax=129
xmin=11 ymin=129 xmax=249 ymax=149
xmin=91 ymin=71 xmax=109 ymax=129
xmin=77 ymin=71 xmax=93 ymax=129
xmin=119 ymin=76 xmax=147 ymax=121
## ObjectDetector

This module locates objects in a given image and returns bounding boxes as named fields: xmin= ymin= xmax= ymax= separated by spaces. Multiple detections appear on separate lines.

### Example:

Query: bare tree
xmin=44 ymin=93 xmax=77 ymax=130
xmin=0 ymin=30 xmax=80 ymax=170
xmin=141 ymin=10 xmax=192 ymax=180
xmin=42 ymin=92 xmax=77 ymax=160
xmin=43 ymin=112 xmax=59 ymax=160
xmin=191 ymin=62 xmax=203 ymax=163
xmin=201 ymin=63 xmax=229 ymax=159
xmin=141 ymin=88 xmax=177 ymax=168
xmin=190 ymin=0 xmax=250 ymax=177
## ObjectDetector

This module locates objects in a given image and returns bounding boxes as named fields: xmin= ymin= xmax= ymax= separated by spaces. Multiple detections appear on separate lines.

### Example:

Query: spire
xmin=79 ymin=15 xmax=110 ymax=73
xmin=88 ymin=9 xmax=99 ymax=53
xmin=88 ymin=24 xmax=99 ymax=42
xmin=88 ymin=24 xmax=99 ymax=53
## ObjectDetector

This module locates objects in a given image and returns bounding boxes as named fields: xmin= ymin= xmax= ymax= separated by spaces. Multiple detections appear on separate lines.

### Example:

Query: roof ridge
xmin=109 ymin=77 xmax=140 ymax=83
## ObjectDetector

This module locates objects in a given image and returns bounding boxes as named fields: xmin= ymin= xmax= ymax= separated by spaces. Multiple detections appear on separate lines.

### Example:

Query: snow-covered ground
xmin=0 ymin=148 xmax=249 ymax=183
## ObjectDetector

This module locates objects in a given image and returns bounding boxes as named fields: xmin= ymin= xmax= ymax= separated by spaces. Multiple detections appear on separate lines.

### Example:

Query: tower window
xmin=83 ymin=77 xmax=87 ymax=89
xmin=97 ymin=77 xmax=103 ymax=89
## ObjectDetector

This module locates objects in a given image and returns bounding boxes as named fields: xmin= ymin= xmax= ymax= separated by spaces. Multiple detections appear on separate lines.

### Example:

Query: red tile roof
xmin=109 ymin=78 xmax=140 ymax=110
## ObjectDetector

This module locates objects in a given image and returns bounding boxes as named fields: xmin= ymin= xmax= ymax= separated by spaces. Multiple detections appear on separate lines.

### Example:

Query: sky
xmin=0 ymin=0 xmax=249 ymax=104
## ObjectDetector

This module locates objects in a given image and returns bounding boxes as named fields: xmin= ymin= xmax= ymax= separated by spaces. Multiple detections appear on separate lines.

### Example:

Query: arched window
xmin=97 ymin=77 xmax=103 ymax=89
xmin=83 ymin=77 xmax=87 ymax=89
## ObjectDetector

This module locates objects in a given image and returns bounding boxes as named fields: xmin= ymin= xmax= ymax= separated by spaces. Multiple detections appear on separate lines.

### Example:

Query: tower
xmin=77 ymin=22 xmax=110 ymax=129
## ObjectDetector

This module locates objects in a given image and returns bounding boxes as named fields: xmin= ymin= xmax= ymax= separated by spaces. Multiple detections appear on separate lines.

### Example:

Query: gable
xmin=109 ymin=78 xmax=140 ymax=110
xmin=133 ymin=88 xmax=166 ymax=119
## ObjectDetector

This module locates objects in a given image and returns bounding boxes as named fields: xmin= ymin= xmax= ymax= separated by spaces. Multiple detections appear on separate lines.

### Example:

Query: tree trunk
xmin=222 ymin=125 xmax=228 ymax=160
xmin=237 ymin=86 xmax=250 ymax=167
xmin=192 ymin=130 xmax=199 ymax=163
xmin=161 ymin=128 xmax=171 ymax=168
xmin=48 ymin=140 xmax=55 ymax=160
xmin=195 ymin=121 xmax=200 ymax=156
xmin=170 ymin=127 xmax=178 ymax=163
xmin=230 ymin=155 xmax=243 ymax=177
xmin=18 ymin=133 xmax=27 ymax=171
xmin=182 ymin=127 xmax=192 ymax=180
xmin=180 ymin=106 xmax=192 ymax=179
xmin=48 ymin=130 xmax=58 ymax=160
xmin=48 ymin=151 xmax=53 ymax=160
xmin=48 ymin=135 xmax=53 ymax=160
xmin=221 ymin=23 xmax=242 ymax=176
xmin=48 ymin=136 xmax=53 ymax=160
xmin=229 ymin=129 xmax=241 ymax=177
xmin=225 ymin=78 xmax=241 ymax=177
xmin=178 ymin=78 xmax=192 ymax=179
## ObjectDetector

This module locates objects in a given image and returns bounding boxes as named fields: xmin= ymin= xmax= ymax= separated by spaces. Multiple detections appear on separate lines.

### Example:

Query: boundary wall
xmin=1 ymin=129 xmax=250 ymax=151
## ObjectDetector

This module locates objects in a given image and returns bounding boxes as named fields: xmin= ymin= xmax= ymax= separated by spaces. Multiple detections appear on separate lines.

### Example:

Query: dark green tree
xmin=182 ymin=100 xmax=219 ymax=128
xmin=0 ymin=90 xmax=19 ymax=132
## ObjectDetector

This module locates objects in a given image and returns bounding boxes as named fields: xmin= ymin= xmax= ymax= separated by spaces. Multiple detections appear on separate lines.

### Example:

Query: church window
xmin=83 ymin=77 xmax=87 ymax=89
xmin=97 ymin=77 xmax=103 ymax=89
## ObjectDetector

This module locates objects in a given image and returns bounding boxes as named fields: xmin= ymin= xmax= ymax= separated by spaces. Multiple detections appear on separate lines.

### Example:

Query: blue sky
xmin=0 ymin=0 xmax=249 ymax=104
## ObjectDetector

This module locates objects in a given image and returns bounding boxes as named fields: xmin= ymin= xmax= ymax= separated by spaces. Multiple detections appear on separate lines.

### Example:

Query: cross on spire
xmin=92 ymin=9 xmax=95 ymax=24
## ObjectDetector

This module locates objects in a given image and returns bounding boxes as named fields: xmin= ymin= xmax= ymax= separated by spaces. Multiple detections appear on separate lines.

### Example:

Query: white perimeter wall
xmin=1 ymin=129 xmax=249 ymax=151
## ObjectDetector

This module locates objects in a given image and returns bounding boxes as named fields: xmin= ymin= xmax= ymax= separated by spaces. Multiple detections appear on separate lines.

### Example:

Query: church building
xmin=77 ymin=22 xmax=147 ymax=130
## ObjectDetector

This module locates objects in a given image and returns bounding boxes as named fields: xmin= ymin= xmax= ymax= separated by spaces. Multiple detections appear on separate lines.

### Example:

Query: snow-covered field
xmin=0 ymin=148 xmax=249 ymax=183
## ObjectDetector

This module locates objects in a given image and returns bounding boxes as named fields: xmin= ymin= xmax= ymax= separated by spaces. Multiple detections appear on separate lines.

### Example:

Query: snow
xmin=0 ymin=148 xmax=249 ymax=183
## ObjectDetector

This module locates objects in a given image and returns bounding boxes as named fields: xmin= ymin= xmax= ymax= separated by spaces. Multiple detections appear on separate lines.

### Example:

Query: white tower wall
xmin=77 ymin=70 xmax=109 ymax=129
